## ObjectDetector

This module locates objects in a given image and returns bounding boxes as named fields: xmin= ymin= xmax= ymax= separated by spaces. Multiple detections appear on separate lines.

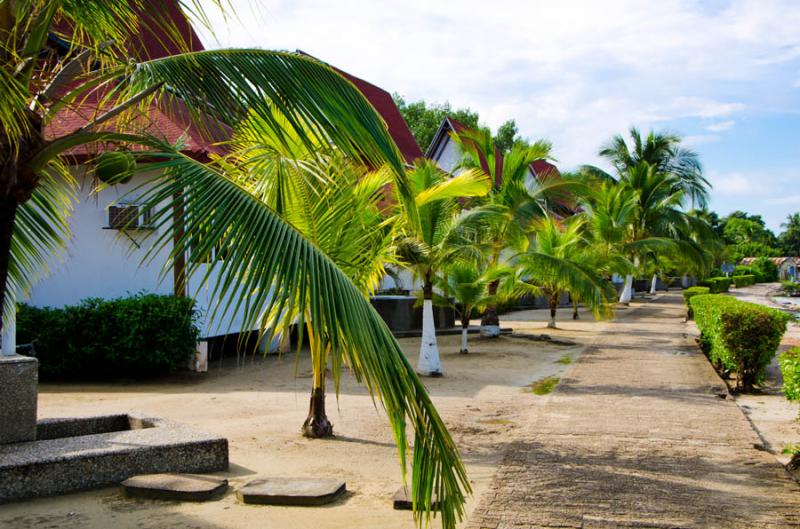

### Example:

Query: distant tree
xmin=392 ymin=94 xmax=480 ymax=152
xmin=780 ymin=213 xmax=800 ymax=256
xmin=494 ymin=119 xmax=531 ymax=153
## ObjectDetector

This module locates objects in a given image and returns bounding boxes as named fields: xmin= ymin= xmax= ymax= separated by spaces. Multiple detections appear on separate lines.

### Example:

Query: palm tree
xmin=449 ymin=127 xmax=571 ymax=336
xmin=435 ymin=258 xmax=512 ymax=354
xmin=394 ymin=159 xmax=490 ymax=376
xmin=2 ymin=4 xmax=469 ymax=526
xmin=517 ymin=215 xmax=615 ymax=328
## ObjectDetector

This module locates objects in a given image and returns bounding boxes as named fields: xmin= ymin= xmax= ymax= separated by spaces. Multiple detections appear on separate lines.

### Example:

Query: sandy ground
xmin=726 ymin=284 xmax=800 ymax=465
xmin=0 ymin=306 xmax=607 ymax=529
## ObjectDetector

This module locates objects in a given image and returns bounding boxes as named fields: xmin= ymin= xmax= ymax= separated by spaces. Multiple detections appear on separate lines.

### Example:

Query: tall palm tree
xmin=2 ymin=4 xmax=470 ymax=526
xmin=394 ymin=159 xmax=490 ymax=376
xmin=599 ymin=127 xmax=710 ymax=208
xmin=449 ymin=127 xmax=570 ymax=336
xmin=517 ymin=215 xmax=615 ymax=328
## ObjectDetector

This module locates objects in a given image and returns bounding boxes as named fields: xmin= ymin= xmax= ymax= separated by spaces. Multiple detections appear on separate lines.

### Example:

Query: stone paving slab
xmin=236 ymin=477 xmax=346 ymax=506
xmin=121 ymin=473 xmax=228 ymax=501
xmin=466 ymin=293 xmax=800 ymax=529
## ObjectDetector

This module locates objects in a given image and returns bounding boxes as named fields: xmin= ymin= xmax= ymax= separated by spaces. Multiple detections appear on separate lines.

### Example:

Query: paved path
xmin=466 ymin=293 xmax=800 ymax=529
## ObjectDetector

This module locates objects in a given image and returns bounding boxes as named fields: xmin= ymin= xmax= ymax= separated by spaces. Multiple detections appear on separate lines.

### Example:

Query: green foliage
xmin=732 ymin=274 xmax=756 ymax=287
xmin=752 ymin=257 xmax=779 ymax=282
xmin=690 ymin=294 xmax=790 ymax=392
xmin=16 ymin=294 xmax=199 ymax=380
xmin=697 ymin=277 xmax=732 ymax=293
xmin=779 ymin=213 xmax=800 ymax=256
xmin=392 ymin=94 xmax=481 ymax=152
xmin=779 ymin=348 xmax=800 ymax=401
xmin=682 ymin=286 xmax=710 ymax=317
xmin=493 ymin=119 xmax=531 ymax=153
xmin=525 ymin=376 xmax=560 ymax=395
xmin=782 ymin=281 xmax=800 ymax=296
xmin=733 ymin=265 xmax=764 ymax=282
xmin=95 ymin=151 xmax=135 ymax=184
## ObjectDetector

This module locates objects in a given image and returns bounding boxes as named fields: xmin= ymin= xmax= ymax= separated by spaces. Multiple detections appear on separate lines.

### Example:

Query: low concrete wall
xmin=370 ymin=296 xmax=455 ymax=332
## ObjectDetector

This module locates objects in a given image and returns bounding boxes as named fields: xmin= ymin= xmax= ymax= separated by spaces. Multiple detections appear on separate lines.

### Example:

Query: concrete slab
xmin=0 ymin=354 xmax=38 ymax=444
xmin=237 ymin=477 xmax=345 ymax=506
xmin=121 ymin=473 xmax=228 ymax=501
xmin=0 ymin=414 xmax=228 ymax=503
xmin=392 ymin=486 xmax=440 ymax=511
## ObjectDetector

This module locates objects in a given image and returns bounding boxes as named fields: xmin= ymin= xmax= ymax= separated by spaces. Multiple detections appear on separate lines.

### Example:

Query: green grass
xmin=555 ymin=354 xmax=572 ymax=365
xmin=525 ymin=376 xmax=560 ymax=395
xmin=783 ymin=443 xmax=800 ymax=456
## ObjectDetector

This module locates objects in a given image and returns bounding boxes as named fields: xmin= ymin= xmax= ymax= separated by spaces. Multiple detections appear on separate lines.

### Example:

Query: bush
xmin=17 ymin=294 xmax=199 ymax=380
xmin=682 ymin=286 xmax=710 ymax=318
xmin=782 ymin=281 xmax=800 ymax=296
xmin=697 ymin=277 xmax=732 ymax=294
xmin=732 ymin=274 xmax=756 ymax=288
xmin=690 ymin=294 xmax=790 ymax=392
xmin=752 ymin=257 xmax=779 ymax=282
xmin=779 ymin=348 xmax=800 ymax=401
xmin=734 ymin=265 xmax=764 ymax=282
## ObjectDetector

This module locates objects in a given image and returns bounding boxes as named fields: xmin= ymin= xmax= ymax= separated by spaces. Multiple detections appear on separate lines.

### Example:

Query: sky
xmin=194 ymin=0 xmax=800 ymax=233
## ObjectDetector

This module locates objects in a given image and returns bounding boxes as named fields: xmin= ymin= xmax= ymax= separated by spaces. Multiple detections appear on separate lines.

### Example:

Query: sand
xmin=0 ymin=306 xmax=604 ymax=529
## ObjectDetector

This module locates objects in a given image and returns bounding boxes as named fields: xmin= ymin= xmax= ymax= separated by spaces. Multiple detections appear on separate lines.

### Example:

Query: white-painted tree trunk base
xmin=619 ymin=274 xmax=633 ymax=304
xmin=460 ymin=328 xmax=468 ymax=353
xmin=650 ymin=274 xmax=658 ymax=294
xmin=417 ymin=300 xmax=442 ymax=376
xmin=480 ymin=324 xmax=500 ymax=337
xmin=1 ymin=291 xmax=16 ymax=356
xmin=681 ymin=273 xmax=690 ymax=289
xmin=547 ymin=319 xmax=557 ymax=329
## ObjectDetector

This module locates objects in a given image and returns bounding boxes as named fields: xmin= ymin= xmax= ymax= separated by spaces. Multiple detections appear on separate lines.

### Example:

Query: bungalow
xmin=17 ymin=3 xmax=423 ymax=346
xmin=739 ymin=257 xmax=798 ymax=281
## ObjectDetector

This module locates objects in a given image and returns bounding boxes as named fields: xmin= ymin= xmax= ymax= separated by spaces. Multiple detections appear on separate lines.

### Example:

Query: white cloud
xmin=707 ymin=170 xmax=769 ymax=196
xmin=193 ymin=0 xmax=800 ymax=168
xmin=706 ymin=120 xmax=736 ymax=132
xmin=764 ymin=195 xmax=800 ymax=205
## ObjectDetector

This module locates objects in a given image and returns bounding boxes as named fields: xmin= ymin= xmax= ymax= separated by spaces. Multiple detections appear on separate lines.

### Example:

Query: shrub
xmin=752 ymin=257 xmax=779 ymax=282
xmin=734 ymin=265 xmax=764 ymax=282
xmin=697 ymin=277 xmax=732 ymax=294
xmin=682 ymin=286 xmax=710 ymax=318
xmin=17 ymin=294 xmax=199 ymax=380
xmin=779 ymin=348 xmax=800 ymax=401
xmin=732 ymin=274 xmax=756 ymax=288
xmin=782 ymin=281 xmax=800 ymax=296
xmin=690 ymin=294 xmax=790 ymax=392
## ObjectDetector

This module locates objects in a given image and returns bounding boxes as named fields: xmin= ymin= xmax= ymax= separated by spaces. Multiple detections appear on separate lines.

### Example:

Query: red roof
xmin=297 ymin=51 xmax=422 ymax=164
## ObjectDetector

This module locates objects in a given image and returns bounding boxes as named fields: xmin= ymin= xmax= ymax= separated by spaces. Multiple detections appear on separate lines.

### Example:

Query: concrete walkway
xmin=466 ymin=293 xmax=800 ymax=529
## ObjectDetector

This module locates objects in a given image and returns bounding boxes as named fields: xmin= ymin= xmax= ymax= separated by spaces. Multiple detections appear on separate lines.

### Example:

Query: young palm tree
xmin=517 ymin=215 xmax=616 ymax=328
xmin=2 ymin=4 xmax=470 ymax=526
xmin=449 ymin=128 xmax=571 ymax=336
xmin=394 ymin=159 xmax=490 ymax=376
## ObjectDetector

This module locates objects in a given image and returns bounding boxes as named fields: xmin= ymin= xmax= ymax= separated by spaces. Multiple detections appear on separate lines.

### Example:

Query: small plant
xmin=782 ymin=282 xmax=800 ymax=297
xmin=526 ymin=376 xmax=560 ymax=395
xmin=779 ymin=348 xmax=800 ymax=401
xmin=782 ymin=443 xmax=800 ymax=456
xmin=556 ymin=354 xmax=572 ymax=365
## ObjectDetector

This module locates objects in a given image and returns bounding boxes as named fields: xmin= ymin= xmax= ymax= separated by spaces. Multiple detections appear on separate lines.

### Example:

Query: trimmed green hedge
xmin=682 ymin=286 xmax=710 ymax=318
xmin=697 ymin=277 xmax=732 ymax=294
xmin=734 ymin=265 xmax=765 ymax=283
xmin=17 ymin=294 xmax=199 ymax=380
xmin=690 ymin=294 xmax=790 ymax=392
xmin=732 ymin=274 xmax=756 ymax=287
xmin=779 ymin=348 xmax=800 ymax=401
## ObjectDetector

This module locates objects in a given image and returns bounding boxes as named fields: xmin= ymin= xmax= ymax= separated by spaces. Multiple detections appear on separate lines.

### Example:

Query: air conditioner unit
xmin=108 ymin=205 xmax=152 ymax=230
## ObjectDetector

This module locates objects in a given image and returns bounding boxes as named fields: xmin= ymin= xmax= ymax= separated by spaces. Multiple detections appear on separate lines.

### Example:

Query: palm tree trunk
xmin=460 ymin=313 xmax=470 ymax=354
xmin=650 ymin=274 xmax=658 ymax=294
xmin=572 ymin=299 xmax=579 ymax=320
xmin=619 ymin=274 xmax=633 ymax=304
xmin=547 ymin=293 xmax=558 ymax=328
xmin=302 ymin=363 xmax=333 ymax=438
xmin=480 ymin=279 xmax=500 ymax=337
xmin=0 ymin=195 xmax=18 ymax=355
xmin=417 ymin=272 xmax=442 ymax=376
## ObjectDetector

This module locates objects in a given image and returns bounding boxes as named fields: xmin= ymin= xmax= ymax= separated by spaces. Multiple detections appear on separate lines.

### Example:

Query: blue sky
xmin=196 ymin=0 xmax=800 ymax=233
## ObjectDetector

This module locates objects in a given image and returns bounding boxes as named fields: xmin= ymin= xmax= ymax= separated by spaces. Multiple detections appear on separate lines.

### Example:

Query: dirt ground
xmin=0 ymin=306 xmax=606 ymax=529
xmin=727 ymin=283 xmax=800 ymax=465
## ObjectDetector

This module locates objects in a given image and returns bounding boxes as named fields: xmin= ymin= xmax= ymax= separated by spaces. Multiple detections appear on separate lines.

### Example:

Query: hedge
xmin=779 ymin=348 xmax=800 ymax=401
xmin=682 ymin=286 xmax=710 ymax=318
xmin=17 ymin=294 xmax=199 ymax=380
xmin=732 ymin=274 xmax=756 ymax=288
xmin=690 ymin=294 xmax=790 ymax=392
xmin=697 ymin=277 xmax=732 ymax=294
xmin=734 ymin=265 xmax=765 ymax=283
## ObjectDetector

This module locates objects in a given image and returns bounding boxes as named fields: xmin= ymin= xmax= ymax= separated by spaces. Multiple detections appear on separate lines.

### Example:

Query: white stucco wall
xmin=431 ymin=136 xmax=462 ymax=174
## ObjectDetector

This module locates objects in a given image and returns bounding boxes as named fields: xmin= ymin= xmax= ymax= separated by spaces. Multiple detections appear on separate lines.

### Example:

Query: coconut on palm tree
xmin=1 ymin=3 xmax=470 ymax=526
xmin=394 ymin=159 xmax=490 ymax=376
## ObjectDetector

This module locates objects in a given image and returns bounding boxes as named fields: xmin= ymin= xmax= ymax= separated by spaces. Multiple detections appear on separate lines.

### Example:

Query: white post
xmin=417 ymin=299 xmax=442 ymax=376
xmin=1 ymin=288 xmax=17 ymax=356
xmin=681 ymin=273 xmax=689 ymax=288
xmin=650 ymin=274 xmax=658 ymax=294
xmin=619 ymin=274 xmax=633 ymax=304
xmin=460 ymin=327 xmax=468 ymax=354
